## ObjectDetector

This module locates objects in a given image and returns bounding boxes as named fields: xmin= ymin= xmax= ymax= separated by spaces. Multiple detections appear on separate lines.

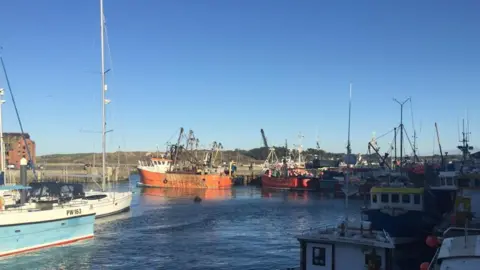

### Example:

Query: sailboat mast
xmin=345 ymin=83 xmax=352 ymax=209
xmin=0 ymin=88 xmax=5 ymax=173
xmin=100 ymin=0 xmax=106 ymax=191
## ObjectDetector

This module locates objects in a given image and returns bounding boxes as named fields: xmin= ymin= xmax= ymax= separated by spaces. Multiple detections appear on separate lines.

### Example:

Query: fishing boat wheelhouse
xmin=295 ymin=221 xmax=396 ymax=270
xmin=363 ymin=185 xmax=428 ymax=241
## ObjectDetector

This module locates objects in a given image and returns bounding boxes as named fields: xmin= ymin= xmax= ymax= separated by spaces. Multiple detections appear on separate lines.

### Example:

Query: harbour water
xmin=1 ymin=175 xmax=361 ymax=270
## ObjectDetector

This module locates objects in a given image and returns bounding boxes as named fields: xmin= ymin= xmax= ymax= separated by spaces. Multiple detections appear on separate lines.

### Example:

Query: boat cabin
xmin=369 ymin=186 xmax=424 ymax=213
xmin=427 ymin=232 xmax=480 ymax=270
xmin=138 ymin=158 xmax=171 ymax=173
xmin=28 ymin=182 xmax=85 ymax=203
xmin=431 ymin=171 xmax=458 ymax=190
xmin=295 ymin=221 xmax=395 ymax=270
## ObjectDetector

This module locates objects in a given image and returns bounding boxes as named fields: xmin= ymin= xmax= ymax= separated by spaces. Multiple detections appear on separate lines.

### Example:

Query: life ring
xmin=0 ymin=196 xmax=4 ymax=211
xmin=163 ymin=179 xmax=168 ymax=184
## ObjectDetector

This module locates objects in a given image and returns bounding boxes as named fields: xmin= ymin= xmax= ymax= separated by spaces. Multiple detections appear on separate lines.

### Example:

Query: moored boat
xmin=362 ymin=176 xmax=457 ymax=242
xmin=0 ymin=185 xmax=96 ymax=257
xmin=294 ymin=220 xmax=396 ymax=270
xmin=138 ymin=160 xmax=233 ymax=189
xmin=28 ymin=182 xmax=131 ymax=218
xmin=261 ymin=167 xmax=313 ymax=190
xmin=137 ymin=128 xmax=234 ymax=189
xmin=421 ymin=226 xmax=480 ymax=270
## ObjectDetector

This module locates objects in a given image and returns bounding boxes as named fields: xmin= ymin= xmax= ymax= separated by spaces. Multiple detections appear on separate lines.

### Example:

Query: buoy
xmin=419 ymin=262 xmax=429 ymax=270
xmin=194 ymin=196 xmax=202 ymax=203
xmin=426 ymin=235 xmax=440 ymax=248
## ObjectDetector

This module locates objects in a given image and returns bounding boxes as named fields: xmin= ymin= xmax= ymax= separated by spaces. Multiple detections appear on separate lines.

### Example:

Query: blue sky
xmin=0 ymin=0 xmax=479 ymax=156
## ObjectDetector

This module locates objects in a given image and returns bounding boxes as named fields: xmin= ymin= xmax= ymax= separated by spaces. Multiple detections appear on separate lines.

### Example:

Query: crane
xmin=260 ymin=129 xmax=269 ymax=148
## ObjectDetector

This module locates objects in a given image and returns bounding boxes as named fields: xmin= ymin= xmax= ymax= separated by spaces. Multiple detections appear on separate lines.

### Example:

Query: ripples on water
xmin=1 ymin=179 xmax=363 ymax=270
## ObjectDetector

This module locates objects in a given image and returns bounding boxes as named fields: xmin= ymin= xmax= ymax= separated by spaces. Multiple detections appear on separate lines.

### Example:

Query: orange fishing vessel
xmin=138 ymin=157 xmax=233 ymax=189
xmin=137 ymin=128 xmax=234 ymax=189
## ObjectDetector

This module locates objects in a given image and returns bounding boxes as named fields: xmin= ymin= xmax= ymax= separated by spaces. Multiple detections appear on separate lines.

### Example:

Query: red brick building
xmin=4 ymin=133 xmax=36 ymax=169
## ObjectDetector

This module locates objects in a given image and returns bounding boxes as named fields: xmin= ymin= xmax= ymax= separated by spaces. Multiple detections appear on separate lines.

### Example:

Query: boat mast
xmin=100 ymin=0 xmax=107 ymax=191
xmin=345 ymin=83 xmax=352 ymax=209
xmin=393 ymin=97 xmax=410 ymax=174
xmin=0 ymin=88 xmax=5 ymax=174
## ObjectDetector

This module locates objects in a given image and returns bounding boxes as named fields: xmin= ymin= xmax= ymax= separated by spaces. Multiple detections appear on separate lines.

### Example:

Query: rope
xmin=376 ymin=128 xmax=396 ymax=140
xmin=0 ymin=54 xmax=38 ymax=181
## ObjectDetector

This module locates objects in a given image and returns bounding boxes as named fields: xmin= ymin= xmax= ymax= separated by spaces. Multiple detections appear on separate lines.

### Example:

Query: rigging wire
xmin=0 ymin=54 xmax=37 ymax=181
xmin=403 ymin=128 xmax=417 ymax=160
xmin=376 ymin=128 xmax=396 ymax=141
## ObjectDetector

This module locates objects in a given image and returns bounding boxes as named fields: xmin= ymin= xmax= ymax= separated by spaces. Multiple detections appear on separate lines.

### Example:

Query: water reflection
xmin=260 ymin=188 xmax=337 ymax=201
xmin=141 ymin=187 xmax=234 ymax=201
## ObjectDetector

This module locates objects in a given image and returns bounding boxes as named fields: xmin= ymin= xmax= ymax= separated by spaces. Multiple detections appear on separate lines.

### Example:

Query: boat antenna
xmin=393 ymin=97 xmax=410 ymax=174
xmin=0 ymin=54 xmax=37 ymax=181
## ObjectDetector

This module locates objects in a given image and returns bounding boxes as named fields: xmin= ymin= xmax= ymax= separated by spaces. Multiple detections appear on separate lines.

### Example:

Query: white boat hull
xmin=81 ymin=191 xmax=132 ymax=218
xmin=0 ymin=203 xmax=95 ymax=257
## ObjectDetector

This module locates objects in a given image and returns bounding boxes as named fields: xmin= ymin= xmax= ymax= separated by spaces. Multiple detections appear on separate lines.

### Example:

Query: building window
xmin=312 ymin=247 xmax=326 ymax=266
xmin=391 ymin=194 xmax=399 ymax=203
xmin=414 ymin=194 xmax=421 ymax=204
xmin=372 ymin=194 xmax=377 ymax=203
xmin=402 ymin=194 xmax=410 ymax=203
xmin=381 ymin=194 xmax=389 ymax=203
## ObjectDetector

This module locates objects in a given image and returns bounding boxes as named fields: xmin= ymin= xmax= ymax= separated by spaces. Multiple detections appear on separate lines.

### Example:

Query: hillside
xmin=37 ymin=146 xmax=453 ymax=166
xmin=37 ymin=150 xmax=260 ymax=166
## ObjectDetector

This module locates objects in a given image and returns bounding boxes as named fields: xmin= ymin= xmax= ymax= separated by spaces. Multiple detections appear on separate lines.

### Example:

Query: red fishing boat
xmin=137 ymin=128 xmax=234 ymax=189
xmin=261 ymin=166 xmax=313 ymax=190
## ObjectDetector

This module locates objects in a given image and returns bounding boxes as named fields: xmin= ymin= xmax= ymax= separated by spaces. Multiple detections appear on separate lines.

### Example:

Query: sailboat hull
xmin=82 ymin=191 xmax=132 ymax=218
xmin=0 ymin=204 xmax=95 ymax=257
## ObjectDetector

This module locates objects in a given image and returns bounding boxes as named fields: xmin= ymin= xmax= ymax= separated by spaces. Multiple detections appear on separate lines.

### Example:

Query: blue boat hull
xmin=0 ymin=213 xmax=95 ymax=257
xmin=363 ymin=209 xmax=436 ymax=239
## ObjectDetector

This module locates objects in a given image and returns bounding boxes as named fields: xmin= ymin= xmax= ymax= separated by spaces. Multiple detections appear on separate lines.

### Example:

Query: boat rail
xmin=301 ymin=223 xmax=394 ymax=247
xmin=301 ymin=223 xmax=338 ymax=234
xmin=427 ymin=246 xmax=441 ymax=270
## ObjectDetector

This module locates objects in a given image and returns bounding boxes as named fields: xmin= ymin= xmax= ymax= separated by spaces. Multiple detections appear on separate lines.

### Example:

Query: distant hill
xmin=36 ymin=147 xmax=369 ymax=166
xmin=37 ymin=150 xmax=260 ymax=166
xmin=38 ymin=146 xmax=464 ymax=167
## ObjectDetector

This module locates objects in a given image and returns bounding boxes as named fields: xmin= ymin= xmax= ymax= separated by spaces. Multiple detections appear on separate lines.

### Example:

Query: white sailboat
xmin=81 ymin=0 xmax=132 ymax=218
xmin=0 ymin=55 xmax=96 ymax=257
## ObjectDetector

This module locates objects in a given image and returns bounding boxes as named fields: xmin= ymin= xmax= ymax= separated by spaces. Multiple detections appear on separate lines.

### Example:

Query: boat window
xmin=391 ymin=194 xmax=399 ymax=203
xmin=84 ymin=194 xmax=107 ymax=200
xmin=364 ymin=252 xmax=381 ymax=268
xmin=381 ymin=194 xmax=389 ymax=203
xmin=446 ymin=177 xmax=453 ymax=186
xmin=372 ymin=194 xmax=377 ymax=203
xmin=402 ymin=194 xmax=410 ymax=203
xmin=312 ymin=247 xmax=326 ymax=266
xmin=60 ymin=185 xmax=73 ymax=198
xmin=414 ymin=194 xmax=421 ymax=204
